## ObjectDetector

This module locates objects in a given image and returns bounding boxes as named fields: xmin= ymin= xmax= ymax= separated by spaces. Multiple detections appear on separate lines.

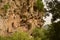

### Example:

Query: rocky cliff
xmin=0 ymin=0 xmax=44 ymax=36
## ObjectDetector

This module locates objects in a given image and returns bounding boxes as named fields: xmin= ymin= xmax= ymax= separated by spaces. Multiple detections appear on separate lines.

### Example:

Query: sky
xmin=43 ymin=13 xmax=52 ymax=25
xmin=58 ymin=0 xmax=60 ymax=1
xmin=42 ymin=0 xmax=52 ymax=26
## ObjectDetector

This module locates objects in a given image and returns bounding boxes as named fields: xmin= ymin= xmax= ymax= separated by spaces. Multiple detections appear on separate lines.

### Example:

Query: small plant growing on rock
xmin=3 ymin=3 xmax=10 ymax=12
xmin=0 ymin=0 xmax=2 ymax=3
xmin=36 ymin=0 xmax=44 ymax=11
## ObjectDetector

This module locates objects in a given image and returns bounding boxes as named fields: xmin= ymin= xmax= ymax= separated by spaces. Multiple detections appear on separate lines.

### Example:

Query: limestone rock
xmin=0 ymin=0 xmax=44 ymax=36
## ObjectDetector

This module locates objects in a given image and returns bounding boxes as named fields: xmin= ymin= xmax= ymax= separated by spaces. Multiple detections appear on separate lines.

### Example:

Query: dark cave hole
xmin=33 ymin=6 xmax=37 ymax=11
xmin=12 ymin=22 xmax=14 ymax=28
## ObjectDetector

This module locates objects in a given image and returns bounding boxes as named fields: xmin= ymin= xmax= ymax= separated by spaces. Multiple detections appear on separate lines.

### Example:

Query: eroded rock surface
xmin=0 ymin=0 xmax=44 ymax=36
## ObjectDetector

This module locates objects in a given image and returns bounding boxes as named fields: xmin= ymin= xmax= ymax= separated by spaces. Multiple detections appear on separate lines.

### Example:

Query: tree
xmin=47 ymin=21 xmax=60 ymax=40
xmin=45 ymin=0 xmax=60 ymax=40
xmin=32 ymin=27 xmax=48 ymax=40
xmin=46 ymin=0 xmax=60 ymax=22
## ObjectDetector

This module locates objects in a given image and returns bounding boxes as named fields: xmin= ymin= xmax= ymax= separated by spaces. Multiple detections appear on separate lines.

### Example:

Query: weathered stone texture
xmin=0 ymin=0 xmax=44 ymax=36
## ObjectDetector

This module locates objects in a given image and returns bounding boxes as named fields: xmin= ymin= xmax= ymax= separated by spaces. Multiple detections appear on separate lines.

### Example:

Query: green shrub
xmin=11 ymin=31 xmax=31 ymax=40
xmin=0 ymin=31 xmax=31 ymax=40
xmin=3 ymin=3 xmax=10 ymax=12
xmin=32 ymin=27 xmax=48 ymax=40
xmin=36 ymin=0 xmax=44 ymax=11
xmin=0 ymin=28 xmax=48 ymax=40
xmin=0 ymin=0 xmax=2 ymax=2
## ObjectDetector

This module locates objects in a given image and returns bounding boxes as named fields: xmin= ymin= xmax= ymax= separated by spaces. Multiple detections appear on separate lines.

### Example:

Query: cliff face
xmin=0 ymin=0 xmax=44 ymax=36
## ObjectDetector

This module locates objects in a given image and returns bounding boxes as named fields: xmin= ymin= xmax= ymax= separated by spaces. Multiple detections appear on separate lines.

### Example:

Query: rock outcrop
xmin=0 ymin=0 xmax=44 ymax=36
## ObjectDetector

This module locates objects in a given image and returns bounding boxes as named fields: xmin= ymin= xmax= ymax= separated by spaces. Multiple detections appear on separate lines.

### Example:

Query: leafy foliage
xmin=0 ymin=28 xmax=49 ymax=40
xmin=0 ymin=0 xmax=2 ymax=2
xmin=46 ymin=0 xmax=60 ymax=22
xmin=3 ymin=3 xmax=10 ymax=12
xmin=0 ymin=31 xmax=31 ymax=40
xmin=12 ymin=32 xmax=31 ymax=40
xmin=32 ymin=27 xmax=48 ymax=40
xmin=45 ymin=0 xmax=60 ymax=40
xmin=47 ymin=21 xmax=60 ymax=40
xmin=36 ymin=0 xmax=44 ymax=11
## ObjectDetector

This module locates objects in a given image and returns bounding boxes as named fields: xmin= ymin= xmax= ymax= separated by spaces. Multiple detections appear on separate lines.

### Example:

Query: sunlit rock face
xmin=0 ymin=0 xmax=44 ymax=36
